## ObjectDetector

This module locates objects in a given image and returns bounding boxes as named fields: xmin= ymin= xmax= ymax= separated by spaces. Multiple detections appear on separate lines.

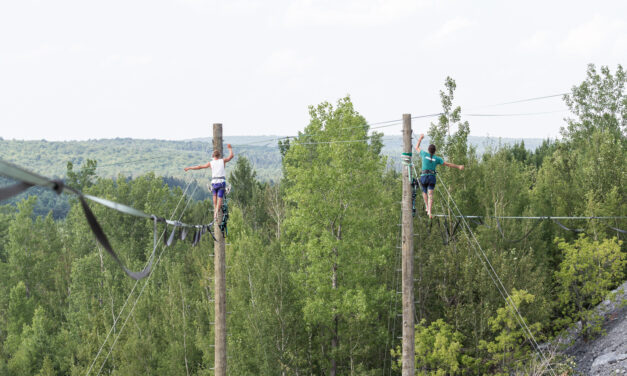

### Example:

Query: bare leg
xmin=427 ymin=190 xmax=435 ymax=218
xmin=422 ymin=192 xmax=429 ymax=212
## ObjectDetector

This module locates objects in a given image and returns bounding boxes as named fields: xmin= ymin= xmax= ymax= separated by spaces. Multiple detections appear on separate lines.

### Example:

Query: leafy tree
xmin=427 ymin=77 xmax=471 ymax=162
xmin=526 ymin=139 xmax=558 ymax=169
xmin=228 ymin=156 xmax=270 ymax=229
xmin=392 ymin=319 xmax=475 ymax=375
xmin=554 ymin=236 xmax=625 ymax=338
xmin=426 ymin=76 xmax=479 ymax=215
xmin=479 ymin=289 xmax=543 ymax=375
xmin=562 ymin=64 xmax=626 ymax=144
xmin=0 ymin=206 xmax=14 ymax=262
xmin=37 ymin=356 xmax=56 ymax=376
xmin=5 ymin=282 xmax=35 ymax=355
xmin=227 ymin=208 xmax=305 ymax=375
xmin=282 ymin=96 xmax=395 ymax=375
xmin=66 ymin=159 xmax=98 ymax=191
xmin=7 ymin=306 xmax=52 ymax=376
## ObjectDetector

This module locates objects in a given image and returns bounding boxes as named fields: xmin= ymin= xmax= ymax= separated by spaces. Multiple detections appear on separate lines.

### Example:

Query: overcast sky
xmin=0 ymin=0 xmax=625 ymax=141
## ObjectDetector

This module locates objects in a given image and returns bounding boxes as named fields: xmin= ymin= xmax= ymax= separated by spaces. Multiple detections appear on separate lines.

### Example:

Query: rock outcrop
xmin=561 ymin=281 xmax=627 ymax=375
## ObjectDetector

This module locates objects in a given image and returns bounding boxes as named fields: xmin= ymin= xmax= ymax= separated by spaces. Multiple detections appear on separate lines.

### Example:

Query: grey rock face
xmin=562 ymin=281 xmax=627 ymax=376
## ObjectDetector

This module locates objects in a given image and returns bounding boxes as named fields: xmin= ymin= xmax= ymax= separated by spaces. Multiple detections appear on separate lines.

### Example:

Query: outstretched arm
xmin=184 ymin=161 xmax=211 ymax=172
xmin=224 ymin=144 xmax=234 ymax=163
xmin=443 ymin=161 xmax=464 ymax=171
xmin=414 ymin=133 xmax=424 ymax=153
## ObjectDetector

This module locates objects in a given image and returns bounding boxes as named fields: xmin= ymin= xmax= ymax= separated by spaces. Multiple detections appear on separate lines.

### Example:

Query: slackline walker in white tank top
xmin=210 ymin=159 xmax=226 ymax=183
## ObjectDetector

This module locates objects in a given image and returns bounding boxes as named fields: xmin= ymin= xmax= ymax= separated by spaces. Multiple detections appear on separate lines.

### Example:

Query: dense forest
xmin=0 ymin=138 xmax=283 ymax=182
xmin=0 ymin=64 xmax=625 ymax=375
xmin=0 ymin=131 xmax=545 ymax=186
xmin=0 ymin=132 xmax=544 ymax=221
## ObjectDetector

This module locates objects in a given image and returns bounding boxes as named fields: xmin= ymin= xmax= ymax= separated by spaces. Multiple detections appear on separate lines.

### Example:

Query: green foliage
xmin=428 ymin=76 xmax=471 ymax=163
xmin=0 ymin=137 xmax=282 ymax=182
xmin=228 ymin=156 xmax=270 ymax=229
xmin=563 ymin=64 xmax=626 ymax=145
xmin=282 ymin=96 xmax=396 ymax=374
xmin=555 ymin=236 xmax=625 ymax=338
xmin=66 ymin=159 xmax=98 ymax=190
xmin=0 ymin=65 xmax=624 ymax=375
xmin=392 ymin=319 xmax=475 ymax=375
xmin=37 ymin=356 xmax=56 ymax=376
xmin=7 ymin=306 xmax=52 ymax=376
xmin=479 ymin=289 xmax=543 ymax=375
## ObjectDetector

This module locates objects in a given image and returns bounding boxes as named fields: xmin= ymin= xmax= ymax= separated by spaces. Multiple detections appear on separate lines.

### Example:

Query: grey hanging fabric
xmin=192 ymin=227 xmax=202 ymax=246
xmin=552 ymin=218 xmax=584 ymax=233
xmin=0 ymin=181 xmax=34 ymax=201
xmin=496 ymin=218 xmax=543 ymax=243
xmin=437 ymin=217 xmax=462 ymax=245
xmin=471 ymin=218 xmax=487 ymax=227
xmin=0 ymin=159 xmax=216 ymax=280
xmin=166 ymin=225 xmax=177 ymax=246
xmin=607 ymin=225 xmax=627 ymax=234
xmin=207 ymin=224 xmax=217 ymax=242
xmin=78 ymin=194 xmax=159 ymax=280
xmin=437 ymin=218 xmax=449 ymax=245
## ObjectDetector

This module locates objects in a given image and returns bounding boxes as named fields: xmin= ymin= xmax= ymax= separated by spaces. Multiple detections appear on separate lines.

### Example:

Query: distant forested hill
xmin=0 ymin=137 xmax=282 ymax=182
xmin=0 ymin=135 xmax=549 ymax=218
xmin=0 ymin=135 xmax=546 ymax=183
xmin=0 ymin=137 xmax=283 ymax=218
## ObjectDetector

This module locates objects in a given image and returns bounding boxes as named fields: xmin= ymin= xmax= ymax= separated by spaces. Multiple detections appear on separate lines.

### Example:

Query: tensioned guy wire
xmin=436 ymin=178 xmax=557 ymax=376
xmin=93 ymin=183 xmax=199 ymax=376
xmin=466 ymin=109 xmax=567 ymax=117
xmin=467 ymin=93 xmax=567 ymax=110
xmin=85 ymin=177 xmax=195 ymax=375
xmin=430 ymin=214 xmax=627 ymax=220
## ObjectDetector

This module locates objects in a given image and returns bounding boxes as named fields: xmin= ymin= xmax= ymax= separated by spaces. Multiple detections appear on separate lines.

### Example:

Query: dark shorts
xmin=211 ymin=182 xmax=226 ymax=198
xmin=419 ymin=175 xmax=436 ymax=194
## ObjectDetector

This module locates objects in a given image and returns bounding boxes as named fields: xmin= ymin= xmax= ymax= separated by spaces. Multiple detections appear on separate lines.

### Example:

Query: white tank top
xmin=210 ymin=159 xmax=225 ymax=183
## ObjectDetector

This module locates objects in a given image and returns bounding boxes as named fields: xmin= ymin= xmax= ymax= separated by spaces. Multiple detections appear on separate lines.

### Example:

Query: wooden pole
xmin=213 ymin=123 xmax=227 ymax=376
xmin=401 ymin=114 xmax=415 ymax=376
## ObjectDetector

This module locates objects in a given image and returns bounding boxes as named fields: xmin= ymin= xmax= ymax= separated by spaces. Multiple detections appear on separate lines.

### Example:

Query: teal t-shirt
xmin=419 ymin=150 xmax=444 ymax=174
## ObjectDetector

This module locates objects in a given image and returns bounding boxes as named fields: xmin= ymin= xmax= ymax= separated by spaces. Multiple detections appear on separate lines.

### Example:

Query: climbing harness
xmin=402 ymin=152 xmax=422 ymax=218
xmin=421 ymin=169 xmax=436 ymax=175
xmin=411 ymin=178 xmax=420 ymax=217
xmin=401 ymin=151 xmax=413 ymax=180
xmin=211 ymin=181 xmax=230 ymax=237
xmin=219 ymin=197 xmax=229 ymax=237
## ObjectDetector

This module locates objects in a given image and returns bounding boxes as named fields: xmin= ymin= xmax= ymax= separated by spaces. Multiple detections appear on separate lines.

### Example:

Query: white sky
xmin=0 ymin=0 xmax=625 ymax=141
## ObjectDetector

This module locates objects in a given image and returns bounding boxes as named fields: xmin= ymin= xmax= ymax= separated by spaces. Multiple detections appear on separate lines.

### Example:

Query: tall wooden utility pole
xmin=401 ymin=114 xmax=415 ymax=375
xmin=213 ymin=123 xmax=227 ymax=376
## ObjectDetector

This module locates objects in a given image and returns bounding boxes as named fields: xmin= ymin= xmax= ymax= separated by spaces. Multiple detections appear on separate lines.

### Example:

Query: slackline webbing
xmin=0 ymin=159 xmax=216 ymax=280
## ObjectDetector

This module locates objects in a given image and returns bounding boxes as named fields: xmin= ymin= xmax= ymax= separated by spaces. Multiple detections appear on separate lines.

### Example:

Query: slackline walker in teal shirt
xmin=415 ymin=133 xmax=465 ymax=218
